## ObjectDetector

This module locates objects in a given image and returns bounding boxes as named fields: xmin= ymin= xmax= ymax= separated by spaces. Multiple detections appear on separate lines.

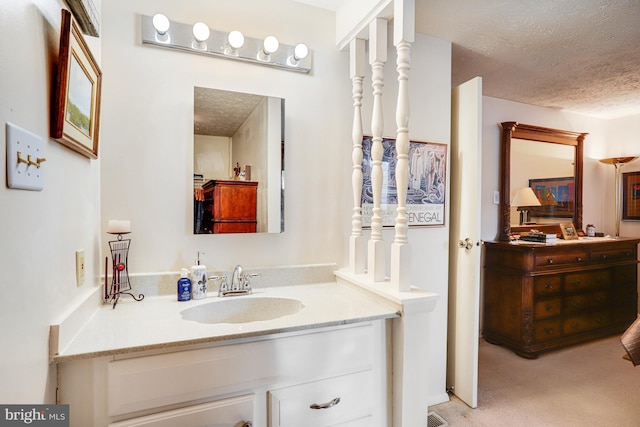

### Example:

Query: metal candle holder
xmin=106 ymin=232 xmax=144 ymax=308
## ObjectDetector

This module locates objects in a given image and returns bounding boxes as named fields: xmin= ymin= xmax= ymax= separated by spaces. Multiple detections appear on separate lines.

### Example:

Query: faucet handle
xmin=209 ymin=275 xmax=229 ymax=297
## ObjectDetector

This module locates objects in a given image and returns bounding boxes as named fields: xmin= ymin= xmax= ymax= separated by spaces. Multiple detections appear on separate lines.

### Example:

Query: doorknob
xmin=458 ymin=238 xmax=474 ymax=250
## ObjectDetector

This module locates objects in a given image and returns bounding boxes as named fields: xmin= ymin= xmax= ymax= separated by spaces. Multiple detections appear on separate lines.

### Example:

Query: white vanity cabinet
xmin=57 ymin=321 xmax=387 ymax=427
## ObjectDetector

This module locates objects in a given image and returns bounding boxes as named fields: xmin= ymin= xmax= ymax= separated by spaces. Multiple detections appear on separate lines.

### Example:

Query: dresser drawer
xmin=613 ymin=264 xmax=637 ymax=283
xmin=564 ymin=270 xmax=610 ymax=293
xmin=563 ymin=291 xmax=611 ymax=314
xmin=533 ymin=276 xmax=562 ymax=296
xmin=563 ymin=310 xmax=611 ymax=334
xmin=534 ymin=249 xmax=587 ymax=268
xmin=591 ymin=247 xmax=636 ymax=263
xmin=533 ymin=319 xmax=562 ymax=342
xmin=534 ymin=298 xmax=561 ymax=319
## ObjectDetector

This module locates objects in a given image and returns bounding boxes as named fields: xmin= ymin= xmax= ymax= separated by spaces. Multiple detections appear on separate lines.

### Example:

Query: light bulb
xmin=294 ymin=43 xmax=309 ymax=60
xmin=228 ymin=30 xmax=245 ymax=49
xmin=152 ymin=13 xmax=170 ymax=35
xmin=263 ymin=36 xmax=279 ymax=54
xmin=192 ymin=22 xmax=210 ymax=42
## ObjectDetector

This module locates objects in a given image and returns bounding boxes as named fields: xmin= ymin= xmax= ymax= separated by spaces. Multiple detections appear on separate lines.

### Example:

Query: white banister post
xmin=368 ymin=18 xmax=387 ymax=282
xmin=390 ymin=0 xmax=415 ymax=291
xmin=349 ymin=38 xmax=367 ymax=274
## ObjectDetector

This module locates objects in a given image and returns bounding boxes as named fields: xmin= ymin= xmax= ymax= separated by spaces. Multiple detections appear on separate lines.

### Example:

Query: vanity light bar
xmin=140 ymin=14 xmax=312 ymax=73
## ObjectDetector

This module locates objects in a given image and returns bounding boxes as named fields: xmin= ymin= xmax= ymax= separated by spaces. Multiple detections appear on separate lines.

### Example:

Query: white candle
xmin=107 ymin=220 xmax=131 ymax=234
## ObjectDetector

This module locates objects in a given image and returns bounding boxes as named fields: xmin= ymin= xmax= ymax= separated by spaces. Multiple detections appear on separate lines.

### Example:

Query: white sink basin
xmin=180 ymin=297 xmax=304 ymax=324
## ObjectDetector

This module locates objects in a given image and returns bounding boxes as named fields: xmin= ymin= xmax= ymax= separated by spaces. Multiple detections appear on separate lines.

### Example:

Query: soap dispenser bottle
xmin=190 ymin=252 xmax=207 ymax=300
xmin=177 ymin=268 xmax=191 ymax=301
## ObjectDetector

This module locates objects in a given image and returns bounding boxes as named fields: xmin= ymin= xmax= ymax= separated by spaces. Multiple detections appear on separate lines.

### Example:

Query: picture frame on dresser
xmin=51 ymin=9 xmax=102 ymax=159
xmin=560 ymin=223 xmax=579 ymax=240
xmin=622 ymin=171 xmax=640 ymax=220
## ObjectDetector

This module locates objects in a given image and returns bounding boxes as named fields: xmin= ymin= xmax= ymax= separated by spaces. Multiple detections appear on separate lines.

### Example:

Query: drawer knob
xmin=545 ymin=328 xmax=554 ymax=335
xmin=545 ymin=283 xmax=553 ymax=289
xmin=546 ymin=304 xmax=554 ymax=312
xmin=576 ymin=257 xmax=583 ymax=262
xmin=310 ymin=397 xmax=341 ymax=410
xmin=547 ymin=258 xmax=554 ymax=264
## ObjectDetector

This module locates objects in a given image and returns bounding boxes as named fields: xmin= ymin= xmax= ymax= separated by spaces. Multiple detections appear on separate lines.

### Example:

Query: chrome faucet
xmin=231 ymin=264 xmax=244 ymax=290
xmin=210 ymin=265 xmax=260 ymax=297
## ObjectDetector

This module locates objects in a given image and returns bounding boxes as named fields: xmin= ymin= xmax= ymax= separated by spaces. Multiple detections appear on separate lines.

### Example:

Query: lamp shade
xmin=512 ymin=187 xmax=541 ymax=207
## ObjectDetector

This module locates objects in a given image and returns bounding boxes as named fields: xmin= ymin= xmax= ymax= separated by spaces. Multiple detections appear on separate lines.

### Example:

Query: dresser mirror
xmin=193 ymin=87 xmax=284 ymax=234
xmin=498 ymin=122 xmax=587 ymax=241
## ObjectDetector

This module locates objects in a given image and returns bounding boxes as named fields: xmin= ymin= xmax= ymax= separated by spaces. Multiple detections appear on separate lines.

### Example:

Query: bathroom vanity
xmin=58 ymin=321 xmax=384 ymax=426
xmin=52 ymin=275 xmax=438 ymax=427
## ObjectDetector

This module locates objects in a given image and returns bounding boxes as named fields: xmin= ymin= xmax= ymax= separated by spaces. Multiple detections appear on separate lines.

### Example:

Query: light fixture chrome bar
xmin=140 ymin=15 xmax=312 ymax=73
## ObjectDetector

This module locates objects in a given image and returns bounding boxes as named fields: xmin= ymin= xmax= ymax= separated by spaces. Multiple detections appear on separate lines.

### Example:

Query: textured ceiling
xmin=296 ymin=0 xmax=640 ymax=119
xmin=194 ymin=87 xmax=264 ymax=136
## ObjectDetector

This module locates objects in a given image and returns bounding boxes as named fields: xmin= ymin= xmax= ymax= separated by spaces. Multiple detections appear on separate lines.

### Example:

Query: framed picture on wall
xmin=360 ymin=136 xmax=447 ymax=227
xmin=528 ymin=177 xmax=574 ymax=218
xmin=51 ymin=9 xmax=102 ymax=159
xmin=622 ymin=171 xmax=640 ymax=220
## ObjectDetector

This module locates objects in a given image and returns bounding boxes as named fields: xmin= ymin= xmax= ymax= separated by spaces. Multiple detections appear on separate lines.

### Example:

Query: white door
xmin=447 ymin=76 xmax=482 ymax=408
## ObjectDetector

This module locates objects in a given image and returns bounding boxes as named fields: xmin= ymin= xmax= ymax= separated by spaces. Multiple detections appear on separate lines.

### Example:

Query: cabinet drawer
xmin=591 ymin=247 xmax=636 ymax=263
xmin=108 ymin=324 xmax=375 ymax=416
xmin=563 ymin=310 xmax=611 ymax=334
xmin=534 ymin=249 xmax=587 ymax=268
xmin=563 ymin=291 xmax=611 ymax=314
xmin=533 ymin=276 xmax=562 ymax=296
xmin=269 ymin=371 xmax=372 ymax=427
xmin=108 ymin=395 xmax=254 ymax=427
xmin=533 ymin=319 xmax=562 ymax=342
xmin=534 ymin=298 xmax=561 ymax=319
xmin=564 ymin=270 xmax=610 ymax=293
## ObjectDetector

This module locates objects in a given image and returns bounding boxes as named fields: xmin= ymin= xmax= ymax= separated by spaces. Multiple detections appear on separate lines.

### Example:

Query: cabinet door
xmin=108 ymin=394 xmax=254 ymax=427
xmin=269 ymin=371 xmax=373 ymax=427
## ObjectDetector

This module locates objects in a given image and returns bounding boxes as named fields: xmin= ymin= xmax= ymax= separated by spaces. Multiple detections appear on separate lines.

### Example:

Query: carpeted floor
xmin=431 ymin=336 xmax=640 ymax=426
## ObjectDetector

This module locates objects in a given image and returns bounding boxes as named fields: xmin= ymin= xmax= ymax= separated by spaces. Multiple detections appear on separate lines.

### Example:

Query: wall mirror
xmin=498 ymin=122 xmax=587 ymax=241
xmin=193 ymin=87 xmax=284 ymax=234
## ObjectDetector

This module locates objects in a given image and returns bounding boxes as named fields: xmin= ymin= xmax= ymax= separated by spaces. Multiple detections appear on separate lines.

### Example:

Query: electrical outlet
xmin=76 ymin=250 xmax=85 ymax=287
xmin=493 ymin=191 xmax=500 ymax=205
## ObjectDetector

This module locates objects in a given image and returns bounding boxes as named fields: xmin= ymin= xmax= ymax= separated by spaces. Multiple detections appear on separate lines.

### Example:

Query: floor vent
xmin=427 ymin=411 xmax=449 ymax=427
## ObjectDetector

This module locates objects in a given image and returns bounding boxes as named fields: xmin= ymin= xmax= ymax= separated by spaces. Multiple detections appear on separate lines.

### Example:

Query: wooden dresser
xmin=483 ymin=238 xmax=639 ymax=358
xmin=202 ymin=179 xmax=258 ymax=233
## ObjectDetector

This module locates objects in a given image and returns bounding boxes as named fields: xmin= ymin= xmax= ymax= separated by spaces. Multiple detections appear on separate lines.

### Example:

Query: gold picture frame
xmin=560 ymin=223 xmax=579 ymax=240
xmin=51 ymin=9 xmax=102 ymax=159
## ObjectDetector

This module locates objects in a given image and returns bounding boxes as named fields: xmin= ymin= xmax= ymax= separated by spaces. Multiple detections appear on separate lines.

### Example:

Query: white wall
xmin=603 ymin=113 xmax=640 ymax=238
xmin=0 ymin=0 xmax=103 ymax=403
xmin=100 ymin=0 xmax=351 ymax=272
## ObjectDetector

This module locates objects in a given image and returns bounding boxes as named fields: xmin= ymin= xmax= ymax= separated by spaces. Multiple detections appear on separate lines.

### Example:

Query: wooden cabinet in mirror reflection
xmin=195 ymin=180 xmax=258 ymax=234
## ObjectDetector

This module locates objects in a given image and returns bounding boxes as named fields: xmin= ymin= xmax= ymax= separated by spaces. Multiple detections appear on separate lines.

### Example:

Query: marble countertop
xmin=52 ymin=282 xmax=400 ymax=363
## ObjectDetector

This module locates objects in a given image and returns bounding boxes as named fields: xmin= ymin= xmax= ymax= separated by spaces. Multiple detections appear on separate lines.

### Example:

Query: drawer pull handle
xmin=545 ymin=283 xmax=553 ymax=289
xmin=545 ymin=328 xmax=554 ymax=335
xmin=310 ymin=397 xmax=341 ymax=410
xmin=547 ymin=258 xmax=554 ymax=264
